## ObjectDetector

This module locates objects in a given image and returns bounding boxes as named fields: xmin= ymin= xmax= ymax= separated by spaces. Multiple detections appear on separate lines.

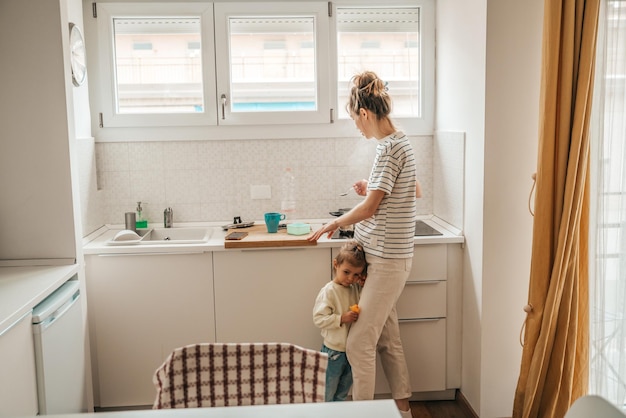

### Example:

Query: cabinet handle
xmin=97 ymin=251 xmax=206 ymax=257
xmin=240 ymin=248 xmax=308 ymax=252
xmin=405 ymin=280 xmax=443 ymax=285
xmin=399 ymin=317 xmax=443 ymax=323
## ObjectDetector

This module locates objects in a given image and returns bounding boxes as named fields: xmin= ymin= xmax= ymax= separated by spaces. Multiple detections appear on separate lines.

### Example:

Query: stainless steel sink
xmin=139 ymin=227 xmax=212 ymax=244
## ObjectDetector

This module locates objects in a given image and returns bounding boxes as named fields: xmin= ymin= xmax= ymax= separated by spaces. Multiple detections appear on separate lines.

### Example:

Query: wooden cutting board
xmin=224 ymin=224 xmax=317 ymax=249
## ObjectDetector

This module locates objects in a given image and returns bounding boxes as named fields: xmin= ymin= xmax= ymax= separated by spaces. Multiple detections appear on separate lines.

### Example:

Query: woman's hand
xmin=354 ymin=179 xmax=368 ymax=196
xmin=308 ymin=221 xmax=338 ymax=242
xmin=308 ymin=189 xmax=385 ymax=243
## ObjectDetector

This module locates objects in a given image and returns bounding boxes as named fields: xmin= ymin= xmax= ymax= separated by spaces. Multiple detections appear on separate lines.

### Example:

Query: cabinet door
xmin=409 ymin=244 xmax=447 ymax=281
xmin=374 ymin=318 xmax=446 ymax=394
xmin=397 ymin=280 xmax=447 ymax=319
xmin=85 ymin=252 xmax=215 ymax=408
xmin=213 ymin=248 xmax=331 ymax=351
xmin=0 ymin=313 xmax=38 ymax=417
xmin=0 ymin=0 xmax=77 ymax=262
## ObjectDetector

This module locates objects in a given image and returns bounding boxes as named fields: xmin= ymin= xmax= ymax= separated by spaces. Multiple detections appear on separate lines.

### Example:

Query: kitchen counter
xmin=0 ymin=264 xmax=79 ymax=336
xmin=47 ymin=399 xmax=401 ymax=418
xmin=83 ymin=216 xmax=463 ymax=255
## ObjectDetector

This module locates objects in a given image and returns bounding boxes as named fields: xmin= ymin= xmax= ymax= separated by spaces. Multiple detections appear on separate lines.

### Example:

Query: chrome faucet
xmin=164 ymin=207 xmax=173 ymax=228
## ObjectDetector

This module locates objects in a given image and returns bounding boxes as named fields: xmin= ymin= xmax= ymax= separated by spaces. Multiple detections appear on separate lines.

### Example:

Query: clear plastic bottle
xmin=280 ymin=167 xmax=297 ymax=218
xmin=136 ymin=201 xmax=148 ymax=229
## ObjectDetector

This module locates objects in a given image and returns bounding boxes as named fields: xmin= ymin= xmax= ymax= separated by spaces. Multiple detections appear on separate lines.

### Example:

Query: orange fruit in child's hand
xmin=350 ymin=304 xmax=360 ymax=314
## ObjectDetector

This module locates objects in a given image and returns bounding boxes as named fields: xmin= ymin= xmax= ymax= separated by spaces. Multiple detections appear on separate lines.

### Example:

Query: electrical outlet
xmin=250 ymin=185 xmax=271 ymax=200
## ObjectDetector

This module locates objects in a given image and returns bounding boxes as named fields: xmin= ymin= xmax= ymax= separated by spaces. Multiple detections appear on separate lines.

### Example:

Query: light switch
xmin=250 ymin=185 xmax=271 ymax=200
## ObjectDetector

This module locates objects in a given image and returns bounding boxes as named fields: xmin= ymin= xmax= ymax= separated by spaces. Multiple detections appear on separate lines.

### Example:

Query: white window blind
xmin=337 ymin=8 xmax=420 ymax=32
xmin=336 ymin=6 xmax=423 ymax=119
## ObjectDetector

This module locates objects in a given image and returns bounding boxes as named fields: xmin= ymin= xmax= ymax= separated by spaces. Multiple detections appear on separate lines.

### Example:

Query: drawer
xmin=375 ymin=318 xmax=447 ymax=394
xmin=397 ymin=280 xmax=446 ymax=319
xmin=409 ymin=244 xmax=447 ymax=281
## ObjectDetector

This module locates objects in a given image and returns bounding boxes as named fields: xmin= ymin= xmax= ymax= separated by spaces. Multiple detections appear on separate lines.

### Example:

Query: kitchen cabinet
xmin=0 ymin=312 xmax=39 ymax=417
xmin=85 ymin=252 xmax=215 ymax=408
xmin=375 ymin=287 xmax=447 ymax=395
xmin=213 ymin=248 xmax=331 ymax=350
xmin=375 ymin=318 xmax=447 ymax=394
xmin=0 ymin=0 xmax=78 ymax=262
xmin=82 ymin=237 xmax=462 ymax=408
xmin=332 ymin=243 xmax=462 ymax=399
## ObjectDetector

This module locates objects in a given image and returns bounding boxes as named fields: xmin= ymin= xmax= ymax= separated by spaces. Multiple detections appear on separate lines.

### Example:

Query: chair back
xmin=153 ymin=342 xmax=327 ymax=409
xmin=565 ymin=395 xmax=626 ymax=418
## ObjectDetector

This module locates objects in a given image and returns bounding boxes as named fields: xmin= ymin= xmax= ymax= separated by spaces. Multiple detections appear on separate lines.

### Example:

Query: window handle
xmin=220 ymin=94 xmax=227 ymax=120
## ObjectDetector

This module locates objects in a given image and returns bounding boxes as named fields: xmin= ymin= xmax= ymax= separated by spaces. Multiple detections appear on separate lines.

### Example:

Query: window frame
xmin=333 ymin=2 xmax=434 ymax=125
xmin=88 ymin=0 xmax=435 ymax=141
xmin=95 ymin=2 xmax=217 ymax=128
xmin=214 ymin=2 xmax=332 ymax=125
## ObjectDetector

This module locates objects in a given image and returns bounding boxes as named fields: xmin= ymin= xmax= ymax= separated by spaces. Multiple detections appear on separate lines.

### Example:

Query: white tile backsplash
xmin=92 ymin=136 xmax=438 ymax=226
xmin=128 ymin=142 xmax=164 ymax=171
xmin=433 ymin=131 xmax=465 ymax=229
xmin=76 ymin=137 xmax=104 ymax=236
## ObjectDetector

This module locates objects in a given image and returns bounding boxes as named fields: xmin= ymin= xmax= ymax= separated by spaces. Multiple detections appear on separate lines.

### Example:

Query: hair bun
xmin=347 ymin=70 xmax=392 ymax=118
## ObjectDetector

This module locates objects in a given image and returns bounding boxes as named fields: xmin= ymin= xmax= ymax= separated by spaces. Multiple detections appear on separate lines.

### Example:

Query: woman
xmin=308 ymin=71 xmax=419 ymax=418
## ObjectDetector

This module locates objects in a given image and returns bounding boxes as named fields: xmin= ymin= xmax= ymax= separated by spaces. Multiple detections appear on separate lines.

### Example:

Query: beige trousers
xmin=346 ymin=254 xmax=412 ymax=400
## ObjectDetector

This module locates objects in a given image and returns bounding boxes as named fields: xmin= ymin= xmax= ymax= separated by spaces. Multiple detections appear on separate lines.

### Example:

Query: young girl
xmin=312 ymin=240 xmax=367 ymax=402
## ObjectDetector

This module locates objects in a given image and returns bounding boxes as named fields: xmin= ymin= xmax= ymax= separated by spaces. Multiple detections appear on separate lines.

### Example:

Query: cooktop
xmin=414 ymin=220 xmax=443 ymax=236
xmin=331 ymin=220 xmax=442 ymax=239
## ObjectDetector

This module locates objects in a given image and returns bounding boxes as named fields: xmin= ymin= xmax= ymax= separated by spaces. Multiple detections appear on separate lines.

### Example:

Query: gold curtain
xmin=512 ymin=0 xmax=599 ymax=417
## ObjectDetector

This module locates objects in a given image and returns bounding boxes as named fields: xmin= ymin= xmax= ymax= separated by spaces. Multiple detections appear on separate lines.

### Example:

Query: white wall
xmin=436 ymin=0 xmax=487 ymax=413
xmin=437 ymin=0 xmax=543 ymax=416
xmin=482 ymin=1 xmax=543 ymax=416
xmin=67 ymin=0 xmax=96 ymax=410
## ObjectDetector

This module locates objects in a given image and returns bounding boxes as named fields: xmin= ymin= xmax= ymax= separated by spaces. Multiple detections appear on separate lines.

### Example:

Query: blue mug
xmin=264 ymin=212 xmax=286 ymax=233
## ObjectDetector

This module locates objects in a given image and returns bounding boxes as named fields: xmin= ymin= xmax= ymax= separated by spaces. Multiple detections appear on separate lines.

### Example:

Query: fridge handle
xmin=35 ymin=291 xmax=80 ymax=331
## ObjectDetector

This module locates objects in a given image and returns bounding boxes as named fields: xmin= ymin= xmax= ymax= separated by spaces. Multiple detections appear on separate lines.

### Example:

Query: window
xmin=95 ymin=3 xmax=217 ymax=127
xmin=335 ymin=5 xmax=434 ymax=128
xmin=116 ymin=19 xmax=201 ymax=114
xmin=89 ymin=1 xmax=434 ymax=138
xmin=590 ymin=0 xmax=626 ymax=407
xmin=214 ymin=2 xmax=331 ymax=125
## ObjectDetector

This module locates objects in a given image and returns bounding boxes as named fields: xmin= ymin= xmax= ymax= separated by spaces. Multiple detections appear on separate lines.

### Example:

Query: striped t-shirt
xmin=354 ymin=131 xmax=417 ymax=258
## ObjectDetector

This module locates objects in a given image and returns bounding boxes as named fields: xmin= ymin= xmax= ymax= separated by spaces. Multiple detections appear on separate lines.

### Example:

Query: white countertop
xmin=0 ymin=217 xmax=462 ymax=335
xmin=0 ymin=264 xmax=79 ymax=335
xmin=47 ymin=399 xmax=401 ymax=418
xmin=83 ymin=217 xmax=464 ymax=255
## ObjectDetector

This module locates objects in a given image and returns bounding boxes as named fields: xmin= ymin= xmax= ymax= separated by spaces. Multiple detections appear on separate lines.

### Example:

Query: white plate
xmin=107 ymin=230 xmax=142 ymax=245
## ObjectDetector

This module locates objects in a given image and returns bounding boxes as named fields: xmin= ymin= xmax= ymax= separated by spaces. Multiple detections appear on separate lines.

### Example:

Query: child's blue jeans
xmin=321 ymin=344 xmax=352 ymax=401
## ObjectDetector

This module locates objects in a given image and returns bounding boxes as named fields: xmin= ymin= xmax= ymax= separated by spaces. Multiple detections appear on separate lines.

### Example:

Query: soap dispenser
xmin=136 ymin=201 xmax=148 ymax=229
xmin=164 ymin=207 xmax=173 ymax=228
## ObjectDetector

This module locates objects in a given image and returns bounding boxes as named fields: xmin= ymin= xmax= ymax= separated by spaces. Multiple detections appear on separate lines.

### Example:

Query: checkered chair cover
xmin=153 ymin=342 xmax=328 ymax=409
